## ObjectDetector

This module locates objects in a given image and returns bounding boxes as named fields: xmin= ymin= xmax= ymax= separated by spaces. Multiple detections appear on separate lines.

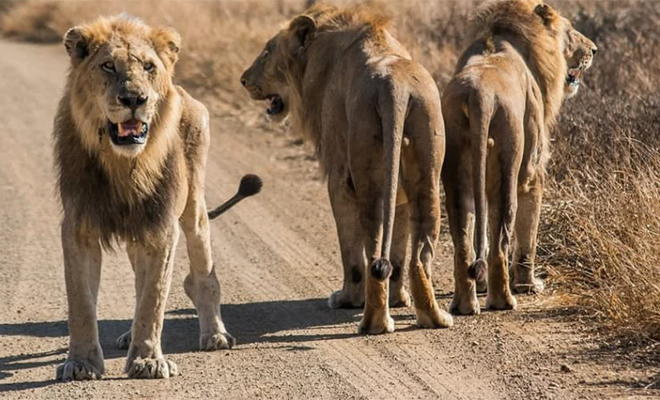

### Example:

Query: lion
xmin=54 ymin=15 xmax=259 ymax=381
xmin=441 ymin=0 xmax=597 ymax=315
xmin=241 ymin=4 xmax=453 ymax=334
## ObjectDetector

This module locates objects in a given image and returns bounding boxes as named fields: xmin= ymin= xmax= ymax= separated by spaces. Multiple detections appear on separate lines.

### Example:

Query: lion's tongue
xmin=118 ymin=119 xmax=142 ymax=137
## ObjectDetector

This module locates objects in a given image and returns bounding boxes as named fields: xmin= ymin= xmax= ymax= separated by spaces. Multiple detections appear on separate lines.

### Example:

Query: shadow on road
xmin=0 ymin=297 xmax=361 ymax=390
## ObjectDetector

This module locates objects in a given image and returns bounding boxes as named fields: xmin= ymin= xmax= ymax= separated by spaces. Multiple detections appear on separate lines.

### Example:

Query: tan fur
xmin=241 ymin=4 xmax=452 ymax=334
xmin=441 ymin=0 xmax=597 ymax=315
xmin=54 ymin=15 xmax=234 ymax=382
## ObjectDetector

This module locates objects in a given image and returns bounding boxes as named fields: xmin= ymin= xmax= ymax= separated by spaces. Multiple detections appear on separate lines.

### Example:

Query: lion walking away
xmin=54 ymin=15 xmax=258 ymax=381
xmin=241 ymin=3 xmax=453 ymax=334
xmin=441 ymin=0 xmax=596 ymax=315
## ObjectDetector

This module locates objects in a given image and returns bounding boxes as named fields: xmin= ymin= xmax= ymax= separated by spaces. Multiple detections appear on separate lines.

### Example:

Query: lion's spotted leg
xmin=443 ymin=154 xmax=480 ymax=316
xmin=57 ymin=216 xmax=105 ymax=382
xmin=327 ymin=171 xmax=366 ymax=309
xmin=389 ymin=204 xmax=411 ymax=308
xmin=181 ymin=201 xmax=235 ymax=350
xmin=124 ymin=226 xmax=179 ymax=379
xmin=511 ymin=175 xmax=545 ymax=294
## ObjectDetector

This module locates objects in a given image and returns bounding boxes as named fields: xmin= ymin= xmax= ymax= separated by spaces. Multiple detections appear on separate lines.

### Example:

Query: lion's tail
xmin=370 ymin=87 xmax=407 ymax=281
xmin=466 ymin=91 xmax=493 ymax=285
xmin=207 ymin=174 xmax=263 ymax=220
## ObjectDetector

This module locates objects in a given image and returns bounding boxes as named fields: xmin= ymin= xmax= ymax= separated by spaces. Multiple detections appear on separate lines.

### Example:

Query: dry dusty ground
xmin=0 ymin=39 xmax=658 ymax=400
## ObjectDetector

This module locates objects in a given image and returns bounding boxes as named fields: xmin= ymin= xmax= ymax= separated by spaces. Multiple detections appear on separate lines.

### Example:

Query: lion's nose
xmin=240 ymin=71 xmax=250 ymax=88
xmin=591 ymin=47 xmax=597 ymax=56
xmin=118 ymin=94 xmax=148 ymax=109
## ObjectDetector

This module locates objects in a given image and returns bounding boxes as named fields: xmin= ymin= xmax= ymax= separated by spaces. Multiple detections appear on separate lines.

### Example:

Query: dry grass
xmin=2 ymin=0 xmax=660 ymax=344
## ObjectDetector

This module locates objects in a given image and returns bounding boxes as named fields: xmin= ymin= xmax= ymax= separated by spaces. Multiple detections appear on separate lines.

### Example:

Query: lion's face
xmin=93 ymin=42 xmax=167 ymax=156
xmin=64 ymin=17 xmax=180 ymax=157
xmin=241 ymin=16 xmax=317 ymax=123
xmin=240 ymin=32 xmax=292 ymax=123
xmin=561 ymin=19 xmax=597 ymax=98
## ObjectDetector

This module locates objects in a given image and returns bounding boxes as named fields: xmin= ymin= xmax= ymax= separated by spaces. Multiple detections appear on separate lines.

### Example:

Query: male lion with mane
xmin=441 ymin=0 xmax=596 ymax=315
xmin=54 ymin=15 xmax=254 ymax=381
xmin=241 ymin=4 xmax=452 ymax=334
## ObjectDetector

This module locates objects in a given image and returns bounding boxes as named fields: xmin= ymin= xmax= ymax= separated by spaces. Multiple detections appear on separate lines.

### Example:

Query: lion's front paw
xmin=116 ymin=330 xmax=131 ymax=350
xmin=126 ymin=357 xmax=179 ymax=379
xmin=56 ymin=358 xmax=104 ymax=382
xmin=416 ymin=306 xmax=454 ymax=328
xmin=358 ymin=314 xmax=395 ymax=335
xmin=200 ymin=332 xmax=236 ymax=351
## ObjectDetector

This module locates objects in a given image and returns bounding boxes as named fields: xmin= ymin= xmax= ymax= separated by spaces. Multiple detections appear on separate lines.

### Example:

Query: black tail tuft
xmin=238 ymin=174 xmax=263 ymax=197
xmin=467 ymin=259 xmax=487 ymax=284
xmin=370 ymin=259 xmax=393 ymax=281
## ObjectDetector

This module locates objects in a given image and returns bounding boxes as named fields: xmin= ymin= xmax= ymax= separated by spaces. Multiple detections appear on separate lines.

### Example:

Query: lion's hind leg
xmin=116 ymin=249 xmax=139 ymax=350
xmin=511 ymin=172 xmax=545 ymax=294
xmin=327 ymin=170 xmax=366 ymax=309
xmin=401 ymin=105 xmax=452 ymax=329
xmin=389 ymin=203 xmax=411 ymax=308
xmin=354 ymin=179 xmax=395 ymax=335
xmin=402 ymin=158 xmax=453 ymax=329
xmin=347 ymin=118 xmax=395 ymax=335
xmin=484 ymin=132 xmax=519 ymax=311
xmin=181 ymin=199 xmax=235 ymax=351
xmin=442 ymin=143 xmax=481 ymax=316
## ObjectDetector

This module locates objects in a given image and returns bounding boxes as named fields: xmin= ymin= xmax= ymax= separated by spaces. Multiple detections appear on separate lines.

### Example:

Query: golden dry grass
xmin=2 ymin=0 xmax=660 ymax=345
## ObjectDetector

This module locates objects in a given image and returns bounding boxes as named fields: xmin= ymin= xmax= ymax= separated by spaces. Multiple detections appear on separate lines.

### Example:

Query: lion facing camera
xmin=54 ymin=15 xmax=242 ymax=381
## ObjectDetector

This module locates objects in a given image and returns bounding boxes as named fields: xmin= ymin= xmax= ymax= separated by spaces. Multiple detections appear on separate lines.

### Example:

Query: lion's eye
xmin=101 ymin=61 xmax=116 ymax=73
xmin=144 ymin=62 xmax=155 ymax=72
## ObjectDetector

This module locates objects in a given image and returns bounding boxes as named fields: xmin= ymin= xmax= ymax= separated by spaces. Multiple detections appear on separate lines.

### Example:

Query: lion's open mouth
xmin=566 ymin=68 xmax=582 ymax=87
xmin=266 ymin=95 xmax=285 ymax=115
xmin=107 ymin=119 xmax=149 ymax=146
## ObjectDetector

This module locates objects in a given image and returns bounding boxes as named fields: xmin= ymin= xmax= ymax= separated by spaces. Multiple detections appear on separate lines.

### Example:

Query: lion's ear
xmin=288 ymin=15 xmax=316 ymax=57
xmin=534 ymin=3 xmax=558 ymax=27
xmin=152 ymin=27 xmax=181 ymax=67
xmin=63 ymin=27 xmax=90 ymax=65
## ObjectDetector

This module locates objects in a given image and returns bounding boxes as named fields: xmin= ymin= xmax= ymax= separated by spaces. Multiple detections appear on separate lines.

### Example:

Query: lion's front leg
xmin=181 ymin=200 xmax=235 ymax=351
xmin=124 ymin=225 xmax=179 ymax=379
xmin=56 ymin=215 xmax=104 ymax=382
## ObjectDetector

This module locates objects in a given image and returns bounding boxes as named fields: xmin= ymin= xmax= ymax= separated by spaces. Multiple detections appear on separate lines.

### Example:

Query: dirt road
xmin=0 ymin=39 xmax=655 ymax=400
